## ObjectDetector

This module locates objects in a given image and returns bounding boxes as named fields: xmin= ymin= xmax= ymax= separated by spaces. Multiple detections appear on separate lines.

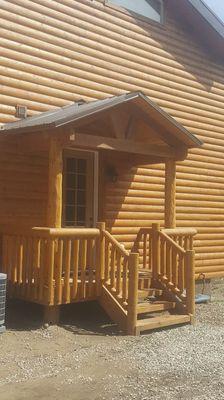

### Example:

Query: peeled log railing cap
xmin=31 ymin=227 xmax=100 ymax=238
xmin=162 ymin=228 xmax=197 ymax=236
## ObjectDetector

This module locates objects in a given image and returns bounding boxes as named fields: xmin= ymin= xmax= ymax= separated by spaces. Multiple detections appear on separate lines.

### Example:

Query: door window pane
xmin=66 ymin=190 xmax=76 ymax=204
xmin=77 ymin=206 xmax=86 ymax=223
xmin=65 ymin=206 xmax=75 ymax=223
xmin=77 ymin=158 xmax=87 ymax=173
xmin=77 ymin=174 xmax=86 ymax=190
xmin=77 ymin=190 xmax=86 ymax=205
xmin=63 ymin=156 xmax=88 ymax=226
xmin=110 ymin=0 xmax=162 ymax=22
xmin=67 ymin=174 xmax=76 ymax=189
xmin=66 ymin=158 xmax=77 ymax=173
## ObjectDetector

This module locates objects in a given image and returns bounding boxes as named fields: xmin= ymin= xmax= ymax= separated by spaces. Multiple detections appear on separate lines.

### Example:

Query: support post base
xmin=43 ymin=305 xmax=60 ymax=325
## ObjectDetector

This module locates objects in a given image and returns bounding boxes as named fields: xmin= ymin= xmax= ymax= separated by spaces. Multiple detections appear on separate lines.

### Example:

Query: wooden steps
xmin=138 ymin=288 xmax=163 ymax=300
xmin=97 ymin=226 xmax=195 ymax=336
xmin=136 ymin=314 xmax=191 ymax=335
xmin=137 ymin=301 xmax=176 ymax=314
xmin=135 ymin=286 xmax=191 ymax=335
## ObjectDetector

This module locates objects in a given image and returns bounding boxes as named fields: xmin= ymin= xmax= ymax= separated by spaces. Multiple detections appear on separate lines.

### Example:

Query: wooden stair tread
xmin=138 ymin=288 xmax=163 ymax=298
xmin=136 ymin=314 xmax=191 ymax=333
xmin=137 ymin=301 xmax=176 ymax=314
xmin=138 ymin=269 xmax=152 ymax=277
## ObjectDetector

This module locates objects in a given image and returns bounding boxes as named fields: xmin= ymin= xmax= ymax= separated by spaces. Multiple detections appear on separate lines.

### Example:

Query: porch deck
xmin=1 ymin=223 xmax=197 ymax=335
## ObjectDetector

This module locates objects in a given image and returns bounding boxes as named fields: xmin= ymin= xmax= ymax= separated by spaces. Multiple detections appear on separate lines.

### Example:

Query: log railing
xmin=134 ymin=228 xmax=152 ymax=271
xmin=153 ymin=224 xmax=196 ymax=318
xmin=1 ymin=223 xmax=140 ymax=333
xmin=100 ymin=226 xmax=139 ymax=335
xmin=1 ymin=227 xmax=100 ymax=305
xmin=1 ymin=222 xmax=196 ymax=331
xmin=162 ymin=227 xmax=197 ymax=251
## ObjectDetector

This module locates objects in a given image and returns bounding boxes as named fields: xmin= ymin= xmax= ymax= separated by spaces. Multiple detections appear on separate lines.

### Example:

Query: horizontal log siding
xmin=0 ymin=0 xmax=224 ymax=277
xmin=0 ymin=140 xmax=48 ymax=228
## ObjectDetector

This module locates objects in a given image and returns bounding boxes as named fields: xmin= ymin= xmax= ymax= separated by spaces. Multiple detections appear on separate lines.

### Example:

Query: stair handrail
xmin=99 ymin=225 xmax=139 ymax=335
xmin=152 ymin=226 xmax=195 ymax=321
xmin=159 ymin=231 xmax=186 ymax=255
xmin=102 ymin=230 xmax=130 ymax=258
xmin=162 ymin=228 xmax=197 ymax=237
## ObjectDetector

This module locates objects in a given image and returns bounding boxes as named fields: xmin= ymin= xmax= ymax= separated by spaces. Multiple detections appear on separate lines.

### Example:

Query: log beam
xmin=165 ymin=160 xmax=176 ymax=228
xmin=69 ymin=131 xmax=180 ymax=159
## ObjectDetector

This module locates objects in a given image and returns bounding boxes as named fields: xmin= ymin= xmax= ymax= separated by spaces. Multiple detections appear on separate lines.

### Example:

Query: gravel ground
xmin=0 ymin=280 xmax=224 ymax=400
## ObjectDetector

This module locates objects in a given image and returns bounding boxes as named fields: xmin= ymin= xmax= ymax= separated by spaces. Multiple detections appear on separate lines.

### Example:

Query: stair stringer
xmin=98 ymin=285 xmax=128 ymax=332
xmin=151 ymin=278 xmax=187 ymax=315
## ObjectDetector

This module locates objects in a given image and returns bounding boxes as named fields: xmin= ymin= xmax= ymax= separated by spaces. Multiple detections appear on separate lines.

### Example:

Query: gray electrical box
xmin=0 ymin=273 xmax=7 ymax=333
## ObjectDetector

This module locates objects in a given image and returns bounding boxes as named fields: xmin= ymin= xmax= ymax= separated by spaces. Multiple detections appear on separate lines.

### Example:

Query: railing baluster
xmin=55 ymin=238 xmax=63 ymax=304
xmin=160 ymin=236 xmax=165 ymax=277
xmin=143 ymin=233 xmax=147 ymax=270
xmin=72 ymin=239 xmax=79 ymax=299
xmin=80 ymin=239 xmax=87 ymax=299
xmin=39 ymin=239 xmax=45 ymax=302
xmin=28 ymin=237 xmax=34 ymax=299
xmin=184 ymin=236 xmax=189 ymax=251
xmin=127 ymin=253 xmax=139 ymax=335
xmin=33 ymin=237 xmax=40 ymax=301
xmin=179 ymin=236 xmax=183 ymax=248
xmin=166 ymin=242 xmax=171 ymax=282
xmin=122 ymin=258 xmax=128 ymax=305
xmin=24 ymin=237 xmax=30 ymax=298
xmin=178 ymin=252 xmax=184 ymax=292
xmin=152 ymin=223 xmax=160 ymax=281
xmin=12 ymin=236 xmax=18 ymax=285
xmin=189 ymin=235 xmax=193 ymax=250
xmin=116 ymin=253 xmax=122 ymax=296
xmin=96 ymin=222 xmax=105 ymax=295
xmin=18 ymin=237 xmax=24 ymax=285
xmin=47 ymin=238 xmax=55 ymax=305
xmin=111 ymin=247 xmax=116 ymax=291
xmin=88 ymin=239 xmax=94 ymax=298
xmin=171 ymin=248 xmax=177 ymax=286
xmin=64 ymin=239 xmax=71 ymax=303
xmin=104 ymin=237 xmax=110 ymax=283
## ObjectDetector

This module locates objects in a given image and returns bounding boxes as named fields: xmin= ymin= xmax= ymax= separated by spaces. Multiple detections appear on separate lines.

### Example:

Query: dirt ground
xmin=0 ymin=280 xmax=224 ymax=400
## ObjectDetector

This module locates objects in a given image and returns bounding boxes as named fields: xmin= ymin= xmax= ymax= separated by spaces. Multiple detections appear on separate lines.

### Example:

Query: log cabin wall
xmin=100 ymin=151 xmax=165 ymax=270
xmin=0 ymin=138 xmax=48 ymax=229
xmin=0 ymin=0 xmax=224 ymax=278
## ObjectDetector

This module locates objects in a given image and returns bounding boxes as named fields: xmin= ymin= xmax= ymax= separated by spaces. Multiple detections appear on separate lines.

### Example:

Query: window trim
xmin=104 ymin=0 xmax=165 ymax=26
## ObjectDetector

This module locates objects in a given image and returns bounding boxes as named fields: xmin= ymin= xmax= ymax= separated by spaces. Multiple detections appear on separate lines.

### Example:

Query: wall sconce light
xmin=105 ymin=165 xmax=118 ymax=183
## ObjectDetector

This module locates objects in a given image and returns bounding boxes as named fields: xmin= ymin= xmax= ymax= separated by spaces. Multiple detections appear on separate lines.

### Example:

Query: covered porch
xmin=0 ymin=91 xmax=201 ymax=334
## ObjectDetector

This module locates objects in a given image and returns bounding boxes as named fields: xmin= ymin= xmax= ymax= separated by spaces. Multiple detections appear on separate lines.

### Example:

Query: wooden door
xmin=62 ymin=150 xmax=98 ymax=227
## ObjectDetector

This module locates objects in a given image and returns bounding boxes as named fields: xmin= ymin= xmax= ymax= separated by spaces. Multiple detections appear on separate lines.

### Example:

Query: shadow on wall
xmin=128 ymin=1 xmax=219 ymax=93
xmin=100 ymin=150 xmax=165 ymax=255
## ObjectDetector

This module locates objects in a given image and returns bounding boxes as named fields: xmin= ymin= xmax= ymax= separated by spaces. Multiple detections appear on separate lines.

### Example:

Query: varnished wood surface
xmin=0 ymin=0 xmax=223 ymax=277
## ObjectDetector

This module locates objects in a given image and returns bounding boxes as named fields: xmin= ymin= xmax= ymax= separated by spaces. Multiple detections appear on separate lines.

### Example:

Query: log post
xmin=151 ymin=223 xmax=160 ymax=281
xmin=127 ymin=252 xmax=139 ymax=335
xmin=47 ymin=136 xmax=63 ymax=228
xmin=44 ymin=137 xmax=62 ymax=323
xmin=165 ymin=160 xmax=176 ymax=228
xmin=43 ymin=305 xmax=60 ymax=326
xmin=96 ymin=222 xmax=106 ymax=295
xmin=185 ymin=250 xmax=195 ymax=324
